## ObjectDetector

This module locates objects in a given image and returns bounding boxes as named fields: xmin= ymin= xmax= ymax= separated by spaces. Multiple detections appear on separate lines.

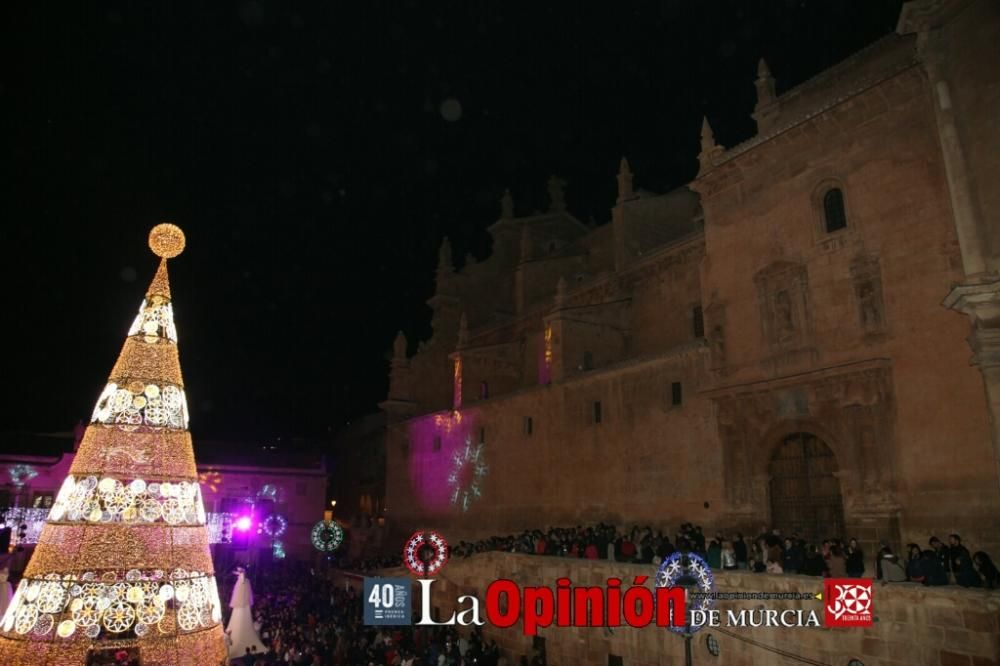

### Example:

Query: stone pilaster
xmin=944 ymin=279 xmax=1000 ymax=490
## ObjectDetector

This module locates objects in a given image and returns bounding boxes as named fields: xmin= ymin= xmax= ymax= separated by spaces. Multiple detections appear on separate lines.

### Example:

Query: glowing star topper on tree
xmin=0 ymin=224 xmax=227 ymax=665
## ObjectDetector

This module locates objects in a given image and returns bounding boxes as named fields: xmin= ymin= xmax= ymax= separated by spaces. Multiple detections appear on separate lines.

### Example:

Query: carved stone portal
xmin=713 ymin=362 xmax=898 ymax=524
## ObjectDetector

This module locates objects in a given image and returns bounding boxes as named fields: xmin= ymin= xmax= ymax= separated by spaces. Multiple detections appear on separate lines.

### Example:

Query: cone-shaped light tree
xmin=0 ymin=224 xmax=227 ymax=664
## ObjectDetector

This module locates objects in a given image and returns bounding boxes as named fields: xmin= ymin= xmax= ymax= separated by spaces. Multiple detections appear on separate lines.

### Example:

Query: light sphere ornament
xmin=149 ymin=223 xmax=186 ymax=258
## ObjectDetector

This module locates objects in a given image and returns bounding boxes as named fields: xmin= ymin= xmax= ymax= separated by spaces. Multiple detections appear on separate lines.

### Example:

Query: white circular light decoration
xmin=262 ymin=514 xmax=287 ymax=538
xmin=310 ymin=521 xmax=344 ymax=552
xmin=7 ymin=570 xmax=220 ymax=641
xmin=403 ymin=531 xmax=449 ymax=577
xmin=656 ymin=551 xmax=715 ymax=635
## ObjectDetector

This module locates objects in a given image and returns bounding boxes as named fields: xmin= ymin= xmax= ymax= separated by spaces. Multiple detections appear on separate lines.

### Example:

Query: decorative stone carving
xmin=850 ymin=255 xmax=887 ymax=337
xmin=710 ymin=362 xmax=898 ymax=523
xmin=705 ymin=298 xmax=727 ymax=372
xmin=755 ymin=261 xmax=812 ymax=350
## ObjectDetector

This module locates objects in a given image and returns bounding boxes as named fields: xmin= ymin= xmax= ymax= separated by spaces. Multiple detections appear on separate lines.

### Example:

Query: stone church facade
xmin=381 ymin=0 xmax=1000 ymax=559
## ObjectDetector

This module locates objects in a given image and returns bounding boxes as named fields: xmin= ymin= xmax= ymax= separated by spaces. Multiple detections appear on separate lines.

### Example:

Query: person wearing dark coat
xmin=733 ymin=534 xmax=748 ymax=569
xmin=783 ymin=538 xmax=804 ymax=574
xmin=800 ymin=545 xmax=827 ymax=576
xmin=906 ymin=543 xmax=924 ymax=583
xmin=949 ymin=534 xmax=972 ymax=577
xmin=953 ymin=547 xmax=981 ymax=588
xmin=919 ymin=549 xmax=949 ymax=586
xmin=929 ymin=537 xmax=951 ymax=577
xmin=973 ymin=551 xmax=1000 ymax=589
xmin=846 ymin=538 xmax=865 ymax=578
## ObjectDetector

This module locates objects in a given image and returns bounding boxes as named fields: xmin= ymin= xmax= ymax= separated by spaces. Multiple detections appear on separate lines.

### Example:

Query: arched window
xmin=823 ymin=188 xmax=847 ymax=233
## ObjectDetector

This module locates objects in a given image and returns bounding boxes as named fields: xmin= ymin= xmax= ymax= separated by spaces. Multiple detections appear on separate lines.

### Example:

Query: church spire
xmin=500 ymin=188 xmax=514 ymax=220
xmin=547 ymin=175 xmax=567 ymax=213
xmin=616 ymin=157 xmax=634 ymax=204
xmin=753 ymin=58 xmax=779 ymax=134
xmin=697 ymin=116 xmax=724 ymax=176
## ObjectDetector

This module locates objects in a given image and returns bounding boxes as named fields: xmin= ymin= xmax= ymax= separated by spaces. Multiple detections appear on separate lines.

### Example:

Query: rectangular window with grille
xmin=524 ymin=416 xmax=533 ymax=435
xmin=593 ymin=401 xmax=602 ymax=424
xmin=671 ymin=382 xmax=683 ymax=406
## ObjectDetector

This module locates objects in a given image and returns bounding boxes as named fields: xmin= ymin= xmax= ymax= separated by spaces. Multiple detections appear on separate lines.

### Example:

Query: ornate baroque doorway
xmin=769 ymin=432 xmax=845 ymax=543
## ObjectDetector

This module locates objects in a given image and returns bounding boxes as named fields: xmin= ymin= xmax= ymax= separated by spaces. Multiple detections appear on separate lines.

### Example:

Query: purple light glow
xmin=406 ymin=408 xmax=481 ymax=512
xmin=235 ymin=516 xmax=253 ymax=531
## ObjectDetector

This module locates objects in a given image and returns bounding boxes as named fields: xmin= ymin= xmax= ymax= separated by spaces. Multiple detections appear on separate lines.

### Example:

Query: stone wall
xmin=417 ymin=552 xmax=1000 ymax=666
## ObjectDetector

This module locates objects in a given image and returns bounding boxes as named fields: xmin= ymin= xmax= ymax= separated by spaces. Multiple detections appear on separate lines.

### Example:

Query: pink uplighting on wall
xmin=407 ymin=408 xmax=480 ymax=511
xmin=235 ymin=515 xmax=253 ymax=531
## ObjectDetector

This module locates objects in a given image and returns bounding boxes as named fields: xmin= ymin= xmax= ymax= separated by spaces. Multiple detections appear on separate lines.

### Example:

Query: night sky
xmin=3 ymin=1 xmax=903 ymax=446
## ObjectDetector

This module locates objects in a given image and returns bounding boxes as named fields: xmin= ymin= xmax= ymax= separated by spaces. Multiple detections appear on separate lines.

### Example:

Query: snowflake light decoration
xmin=448 ymin=436 xmax=488 ymax=512
xmin=655 ymin=551 xmax=715 ymax=635
xmin=8 ymin=465 xmax=38 ymax=488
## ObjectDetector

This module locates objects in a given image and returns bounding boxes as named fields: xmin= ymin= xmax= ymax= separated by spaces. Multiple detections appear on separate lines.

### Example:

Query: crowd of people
xmin=227 ymin=523 xmax=998 ymax=664
xmin=351 ymin=522 xmax=999 ymax=588
xmin=224 ymin=563 xmax=540 ymax=665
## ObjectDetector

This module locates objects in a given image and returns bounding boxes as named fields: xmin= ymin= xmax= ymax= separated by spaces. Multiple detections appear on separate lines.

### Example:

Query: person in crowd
xmin=733 ymin=533 xmax=748 ymax=570
xmin=706 ymin=539 xmax=722 ymax=570
xmin=949 ymin=534 xmax=972 ymax=578
xmin=846 ymin=538 xmax=865 ymax=578
xmin=620 ymin=534 xmax=636 ymax=562
xmin=827 ymin=544 xmax=847 ymax=578
xmin=919 ymin=549 xmax=949 ymax=586
xmin=782 ymin=538 xmax=803 ymax=574
xmin=877 ymin=547 xmax=907 ymax=583
xmin=929 ymin=536 xmax=950 ymax=578
xmin=801 ymin=544 xmax=827 ymax=577
xmin=953 ymin=545 xmax=981 ymax=587
xmin=906 ymin=543 xmax=924 ymax=583
xmin=973 ymin=551 xmax=999 ymax=589
xmin=721 ymin=540 xmax=738 ymax=570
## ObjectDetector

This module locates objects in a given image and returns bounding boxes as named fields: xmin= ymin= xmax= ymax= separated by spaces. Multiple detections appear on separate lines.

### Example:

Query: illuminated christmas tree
xmin=0 ymin=224 xmax=227 ymax=665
